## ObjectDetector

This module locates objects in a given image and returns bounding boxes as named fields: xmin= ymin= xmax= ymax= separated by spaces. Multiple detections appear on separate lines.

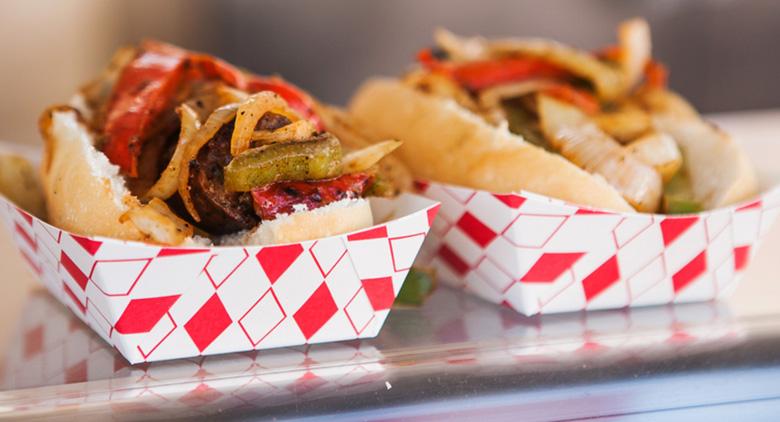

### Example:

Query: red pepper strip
xmin=247 ymin=77 xmax=324 ymax=130
xmin=543 ymin=84 xmax=600 ymax=115
xmin=251 ymin=172 xmax=372 ymax=220
xmin=595 ymin=44 xmax=622 ymax=62
xmin=103 ymin=42 xmax=188 ymax=176
xmin=417 ymin=48 xmax=568 ymax=91
xmin=103 ymin=41 xmax=325 ymax=175
xmin=451 ymin=58 xmax=569 ymax=91
xmin=597 ymin=44 xmax=669 ymax=89
xmin=187 ymin=53 xmax=248 ymax=90
xmin=643 ymin=59 xmax=668 ymax=89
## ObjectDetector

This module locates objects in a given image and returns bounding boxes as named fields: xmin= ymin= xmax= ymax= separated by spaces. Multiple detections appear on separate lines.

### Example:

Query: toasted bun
xmin=227 ymin=198 xmax=373 ymax=245
xmin=349 ymin=78 xmax=633 ymax=212
xmin=39 ymin=106 xmax=374 ymax=245
xmin=39 ymin=106 xmax=147 ymax=241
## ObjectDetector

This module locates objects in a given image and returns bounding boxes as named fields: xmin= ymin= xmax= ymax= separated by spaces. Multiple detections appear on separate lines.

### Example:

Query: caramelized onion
xmin=230 ymin=92 xmax=291 ymax=157
xmin=341 ymin=140 xmax=402 ymax=173
xmin=143 ymin=104 xmax=201 ymax=201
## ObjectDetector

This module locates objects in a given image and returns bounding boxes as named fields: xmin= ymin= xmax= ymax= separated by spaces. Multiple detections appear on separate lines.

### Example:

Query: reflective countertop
xmin=0 ymin=111 xmax=779 ymax=421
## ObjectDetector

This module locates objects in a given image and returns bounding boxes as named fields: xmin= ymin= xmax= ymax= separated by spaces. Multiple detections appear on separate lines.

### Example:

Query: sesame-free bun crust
xmin=39 ymin=106 xmax=146 ymax=241
xmin=349 ymin=78 xmax=633 ymax=212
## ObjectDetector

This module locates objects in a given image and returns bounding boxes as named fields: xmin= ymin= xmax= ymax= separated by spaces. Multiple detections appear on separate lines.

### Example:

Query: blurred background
xmin=1 ymin=0 xmax=780 ymax=145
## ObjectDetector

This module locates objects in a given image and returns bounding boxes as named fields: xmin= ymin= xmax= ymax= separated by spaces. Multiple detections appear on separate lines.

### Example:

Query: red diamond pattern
xmin=660 ymin=217 xmax=699 ymax=246
xmin=256 ymin=244 xmax=303 ymax=284
xmin=492 ymin=194 xmax=525 ymax=209
xmin=71 ymin=235 xmax=103 ymax=255
xmin=418 ymin=180 xmax=777 ymax=316
xmin=521 ymin=253 xmax=584 ymax=283
xmin=734 ymin=246 xmax=750 ymax=271
xmin=289 ymin=371 xmax=328 ymax=395
xmin=294 ymin=283 xmax=338 ymax=340
xmin=582 ymin=255 xmax=620 ymax=301
xmin=672 ymin=251 xmax=707 ymax=292
xmin=157 ymin=248 xmax=210 ymax=257
xmin=14 ymin=222 xmax=36 ymax=251
xmin=427 ymin=204 xmax=441 ymax=227
xmin=185 ymin=294 xmax=232 ymax=352
xmin=62 ymin=281 xmax=86 ymax=314
xmin=0 ymin=192 xmax=438 ymax=362
xmin=4 ymin=286 xmax=738 ymax=409
xmin=23 ymin=325 xmax=43 ymax=358
xmin=438 ymin=245 xmax=470 ymax=276
xmin=114 ymin=295 xmax=181 ymax=334
xmin=347 ymin=226 xmax=388 ymax=241
xmin=61 ymin=251 xmax=88 ymax=290
xmin=179 ymin=383 xmax=224 ymax=405
xmin=457 ymin=212 xmax=498 ymax=247
xmin=361 ymin=277 xmax=395 ymax=311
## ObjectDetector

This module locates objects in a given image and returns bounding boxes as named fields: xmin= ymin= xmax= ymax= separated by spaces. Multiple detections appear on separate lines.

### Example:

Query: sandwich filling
xmin=76 ymin=41 xmax=398 ymax=241
xmin=403 ymin=20 xmax=734 ymax=214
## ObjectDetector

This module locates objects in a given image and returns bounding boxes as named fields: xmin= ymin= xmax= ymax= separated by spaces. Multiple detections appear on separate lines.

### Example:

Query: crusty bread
xmin=349 ymin=78 xmax=633 ymax=212
xmin=38 ymin=107 xmax=375 ymax=245
xmin=228 ymin=198 xmax=373 ymax=245
xmin=39 ymin=106 xmax=147 ymax=241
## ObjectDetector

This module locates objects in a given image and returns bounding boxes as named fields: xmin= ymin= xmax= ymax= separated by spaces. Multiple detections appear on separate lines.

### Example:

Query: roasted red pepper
xmin=247 ymin=76 xmax=323 ymax=130
xmin=102 ymin=41 xmax=323 ymax=176
xmin=417 ymin=48 xmax=568 ymax=91
xmin=643 ymin=59 xmax=668 ymax=89
xmin=102 ymin=41 xmax=188 ymax=176
xmin=543 ymin=84 xmax=600 ymax=114
xmin=251 ymin=173 xmax=372 ymax=220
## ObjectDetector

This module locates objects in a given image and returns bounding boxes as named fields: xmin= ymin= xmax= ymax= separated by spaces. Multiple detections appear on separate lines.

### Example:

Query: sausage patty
xmin=187 ymin=112 xmax=293 ymax=234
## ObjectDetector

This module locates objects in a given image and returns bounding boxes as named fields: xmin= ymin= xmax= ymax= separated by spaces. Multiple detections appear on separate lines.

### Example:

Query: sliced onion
xmin=217 ymin=84 xmax=248 ymax=104
xmin=251 ymin=119 xmax=317 ymax=144
xmin=434 ymin=29 xmax=625 ymax=101
xmin=230 ymin=92 xmax=290 ymax=157
xmin=178 ymin=103 xmax=238 ymax=221
xmin=617 ymin=18 xmax=651 ymax=94
xmin=120 ymin=198 xmax=194 ymax=245
xmin=342 ymin=140 xmax=402 ymax=173
xmin=537 ymin=94 xmax=662 ymax=212
xmin=143 ymin=104 xmax=201 ymax=201
xmin=434 ymin=28 xmax=488 ymax=62
xmin=478 ymin=79 xmax=557 ymax=110
xmin=626 ymin=131 xmax=682 ymax=183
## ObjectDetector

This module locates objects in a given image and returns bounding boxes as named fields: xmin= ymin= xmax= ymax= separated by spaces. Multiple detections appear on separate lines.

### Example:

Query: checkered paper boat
xmin=0 ymin=193 xmax=439 ymax=363
xmin=416 ymin=181 xmax=780 ymax=316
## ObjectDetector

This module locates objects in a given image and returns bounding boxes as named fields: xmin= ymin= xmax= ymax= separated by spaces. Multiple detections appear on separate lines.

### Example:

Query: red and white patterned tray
xmin=0 ymin=193 xmax=440 ymax=363
xmin=416 ymin=181 xmax=780 ymax=316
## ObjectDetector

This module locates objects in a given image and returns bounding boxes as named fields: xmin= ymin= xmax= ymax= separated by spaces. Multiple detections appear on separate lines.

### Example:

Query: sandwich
xmin=39 ymin=41 xmax=409 ymax=245
xmin=349 ymin=19 xmax=757 ymax=213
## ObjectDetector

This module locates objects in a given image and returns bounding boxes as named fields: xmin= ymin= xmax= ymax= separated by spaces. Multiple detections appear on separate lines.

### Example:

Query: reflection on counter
xmin=380 ymin=285 xmax=743 ymax=368
xmin=1 ymin=292 xmax=385 ymax=418
xmin=0 ymin=285 xmax=744 ymax=418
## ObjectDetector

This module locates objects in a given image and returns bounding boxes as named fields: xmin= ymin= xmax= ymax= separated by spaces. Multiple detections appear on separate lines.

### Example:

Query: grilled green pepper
xmin=395 ymin=268 xmax=435 ymax=307
xmin=224 ymin=134 xmax=342 ymax=192
xmin=663 ymin=169 xmax=702 ymax=214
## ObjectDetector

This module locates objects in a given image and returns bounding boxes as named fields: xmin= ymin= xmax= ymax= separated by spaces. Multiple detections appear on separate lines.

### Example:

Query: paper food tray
xmin=0 ymin=192 xmax=440 ymax=363
xmin=416 ymin=179 xmax=780 ymax=316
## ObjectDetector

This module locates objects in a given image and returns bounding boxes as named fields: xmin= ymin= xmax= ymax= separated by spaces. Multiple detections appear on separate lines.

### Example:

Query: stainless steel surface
xmin=0 ymin=111 xmax=779 ymax=420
